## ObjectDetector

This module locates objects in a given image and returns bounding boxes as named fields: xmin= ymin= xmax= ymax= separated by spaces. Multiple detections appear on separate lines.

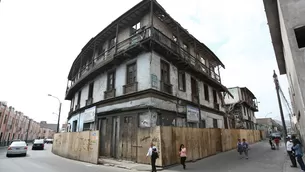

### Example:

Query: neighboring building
xmin=0 ymin=101 xmax=54 ymax=145
xmin=65 ymin=0 xmax=231 ymax=159
xmin=263 ymin=0 xmax=305 ymax=143
xmin=257 ymin=118 xmax=283 ymax=137
xmin=224 ymin=87 xmax=258 ymax=129
xmin=39 ymin=121 xmax=56 ymax=139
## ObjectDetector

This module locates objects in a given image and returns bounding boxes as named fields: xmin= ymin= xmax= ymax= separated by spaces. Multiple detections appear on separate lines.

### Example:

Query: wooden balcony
xmin=104 ymin=89 xmax=116 ymax=99
xmin=123 ymin=82 xmax=138 ymax=94
xmin=160 ymin=81 xmax=172 ymax=95
xmin=151 ymin=28 xmax=221 ymax=83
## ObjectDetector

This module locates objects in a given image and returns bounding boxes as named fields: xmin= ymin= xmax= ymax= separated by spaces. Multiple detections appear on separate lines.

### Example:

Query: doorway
xmin=111 ymin=116 xmax=119 ymax=158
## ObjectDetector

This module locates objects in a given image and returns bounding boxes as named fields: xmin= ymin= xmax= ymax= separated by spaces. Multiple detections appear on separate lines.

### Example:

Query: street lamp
xmin=48 ymin=94 xmax=62 ymax=133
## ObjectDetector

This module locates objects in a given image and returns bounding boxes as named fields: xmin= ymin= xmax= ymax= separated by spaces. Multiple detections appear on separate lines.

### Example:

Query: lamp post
xmin=273 ymin=70 xmax=288 ymax=141
xmin=48 ymin=94 xmax=61 ymax=133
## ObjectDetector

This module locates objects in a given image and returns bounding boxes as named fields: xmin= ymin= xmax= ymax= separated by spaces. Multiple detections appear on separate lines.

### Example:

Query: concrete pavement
xmin=0 ymin=144 xmax=129 ymax=172
xmin=163 ymin=141 xmax=287 ymax=172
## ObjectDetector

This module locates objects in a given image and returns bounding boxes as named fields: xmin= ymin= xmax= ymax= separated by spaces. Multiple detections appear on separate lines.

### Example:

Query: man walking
xmin=147 ymin=143 xmax=158 ymax=172
xmin=286 ymin=137 xmax=297 ymax=168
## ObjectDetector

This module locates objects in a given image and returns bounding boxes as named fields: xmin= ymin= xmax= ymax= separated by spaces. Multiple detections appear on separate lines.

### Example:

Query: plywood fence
xmin=160 ymin=127 xmax=263 ymax=166
xmin=52 ymin=130 xmax=100 ymax=164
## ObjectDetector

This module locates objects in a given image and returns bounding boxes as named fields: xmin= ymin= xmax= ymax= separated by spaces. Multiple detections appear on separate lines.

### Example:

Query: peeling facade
xmin=65 ymin=0 xmax=230 ymax=159
xmin=224 ymin=87 xmax=258 ymax=129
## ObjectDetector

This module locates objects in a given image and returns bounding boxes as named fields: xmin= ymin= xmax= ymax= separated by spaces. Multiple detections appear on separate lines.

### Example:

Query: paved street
xmin=0 ymin=141 xmax=294 ymax=172
xmin=164 ymin=141 xmax=287 ymax=172
xmin=0 ymin=144 xmax=129 ymax=172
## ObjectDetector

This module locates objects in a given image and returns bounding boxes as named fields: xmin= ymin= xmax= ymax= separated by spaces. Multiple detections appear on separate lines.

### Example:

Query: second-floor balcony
xmin=66 ymin=26 xmax=223 ymax=99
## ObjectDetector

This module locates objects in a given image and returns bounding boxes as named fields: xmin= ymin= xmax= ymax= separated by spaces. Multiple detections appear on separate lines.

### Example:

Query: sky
xmin=0 ymin=0 xmax=291 ymax=125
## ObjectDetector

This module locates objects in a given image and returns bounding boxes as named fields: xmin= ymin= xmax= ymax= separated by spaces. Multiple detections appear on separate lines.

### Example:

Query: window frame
xmin=126 ymin=63 xmax=137 ymax=85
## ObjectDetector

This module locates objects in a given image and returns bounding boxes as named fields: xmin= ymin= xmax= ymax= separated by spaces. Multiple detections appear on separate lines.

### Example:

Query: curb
xmin=100 ymin=162 xmax=163 ymax=171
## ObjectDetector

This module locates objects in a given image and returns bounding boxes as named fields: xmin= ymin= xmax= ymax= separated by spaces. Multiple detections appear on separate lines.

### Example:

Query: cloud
xmin=0 ymin=0 xmax=291 ymax=124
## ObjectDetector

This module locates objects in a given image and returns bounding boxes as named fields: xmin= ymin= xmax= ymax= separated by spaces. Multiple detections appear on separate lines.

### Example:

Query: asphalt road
xmin=0 ymin=144 xmax=129 ymax=172
xmin=164 ymin=141 xmax=287 ymax=172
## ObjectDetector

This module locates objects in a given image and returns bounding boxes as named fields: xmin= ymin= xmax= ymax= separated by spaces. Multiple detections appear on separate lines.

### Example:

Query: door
xmin=111 ymin=117 xmax=119 ymax=158
xmin=99 ymin=118 xmax=107 ymax=156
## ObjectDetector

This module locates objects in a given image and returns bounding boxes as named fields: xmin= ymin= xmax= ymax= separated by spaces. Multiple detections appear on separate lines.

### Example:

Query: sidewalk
xmin=98 ymin=158 xmax=163 ymax=171
xmin=283 ymin=154 xmax=305 ymax=172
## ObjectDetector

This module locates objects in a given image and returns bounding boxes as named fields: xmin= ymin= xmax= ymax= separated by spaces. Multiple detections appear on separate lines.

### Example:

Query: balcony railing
xmin=152 ymin=28 xmax=221 ymax=83
xmin=66 ymin=26 xmax=222 ymax=96
xmin=160 ymin=81 xmax=172 ymax=94
xmin=104 ymin=89 xmax=116 ymax=99
xmin=123 ymin=82 xmax=138 ymax=94
xmin=66 ymin=27 xmax=151 ymax=93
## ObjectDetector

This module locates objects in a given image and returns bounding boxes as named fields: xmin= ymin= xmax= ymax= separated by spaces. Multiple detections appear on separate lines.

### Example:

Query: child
xmin=237 ymin=139 xmax=243 ymax=158
xmin=242 ymin=138 xmax=249 ymax=159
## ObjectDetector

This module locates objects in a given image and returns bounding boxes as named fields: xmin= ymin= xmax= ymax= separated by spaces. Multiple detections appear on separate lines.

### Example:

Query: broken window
xmin=294 ymin=26 xmax=305 ymax=48
xmin=157 ymin=13 xmax=165 ymax=21
xmin=77 ymin=90 xmax=81 ymax=106
xmin=173 ymin=35 xmax=177 ymax=42
xmin=178 ymin=71 xmax=186 ymax=91
xmin=204 ymin=84 xmax=209 ymax=101
xmin=213 ymin=119 xmax=218 ymax=128
xmin=88 ymin=82 xmax=94 ymax=99
xmin=107 ymin=71 xmax=115 ymax=90
xmin=131 ymin=22 xmax=141 ymax=35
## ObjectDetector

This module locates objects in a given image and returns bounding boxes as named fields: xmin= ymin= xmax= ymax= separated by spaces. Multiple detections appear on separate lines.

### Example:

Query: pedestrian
xmin=286 ymin=137 xmax=297 ymax=168
xmin=237 ymin=139 xmax=243 ymax=158
xmin=274 ymin=137 xmax=280 ymax=150
xmin=151 ymin=148 xmax=159 ymax=172
xmin=179 ymin=144 xmax=187 ymax=169
xmin=146 ymin=143 xmax=158 ymax=172
xmin=242 ymin=138 xmax=249 ymax=159
xmin=292 ymin=138 xmax=305 ymax=171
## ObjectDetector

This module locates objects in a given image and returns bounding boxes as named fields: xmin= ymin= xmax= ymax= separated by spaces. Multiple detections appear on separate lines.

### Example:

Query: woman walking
xmin=179 ymin=144 xmax=187 ymax=169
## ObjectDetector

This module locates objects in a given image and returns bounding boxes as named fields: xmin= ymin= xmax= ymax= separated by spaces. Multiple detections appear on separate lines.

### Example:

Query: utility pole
xmin=25 ymin=119 xmax=31 ymax=143
xmin=273 ymin=70 xmax=288 ymax=142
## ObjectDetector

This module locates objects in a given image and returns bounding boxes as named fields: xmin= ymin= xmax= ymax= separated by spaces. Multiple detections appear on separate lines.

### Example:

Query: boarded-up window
xmin=178 ymin=71 xmax=185 ymax=91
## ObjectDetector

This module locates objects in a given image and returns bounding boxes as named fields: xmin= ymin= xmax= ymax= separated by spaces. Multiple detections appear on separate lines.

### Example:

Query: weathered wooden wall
xmin=52 ymin=130 xmax=99 ymax=164
xmin=160 ymin=127 xmax=263 ymax=167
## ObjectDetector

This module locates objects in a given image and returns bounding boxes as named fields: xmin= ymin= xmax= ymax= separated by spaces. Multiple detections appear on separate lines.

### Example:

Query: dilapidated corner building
xmin=65 ymin=0 xmax=231 ymax=160
xmin=224 ymin=87 xmax=258 ymax=129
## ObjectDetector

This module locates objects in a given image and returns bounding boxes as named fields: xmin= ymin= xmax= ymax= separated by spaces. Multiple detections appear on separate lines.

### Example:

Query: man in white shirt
xmin=286 ymin=137 xmax=297 ymax=168
xmin=146 ymin=143 xmax=158 ymax=157
xmin=146 ymin=143 xmax=158 ymax=172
